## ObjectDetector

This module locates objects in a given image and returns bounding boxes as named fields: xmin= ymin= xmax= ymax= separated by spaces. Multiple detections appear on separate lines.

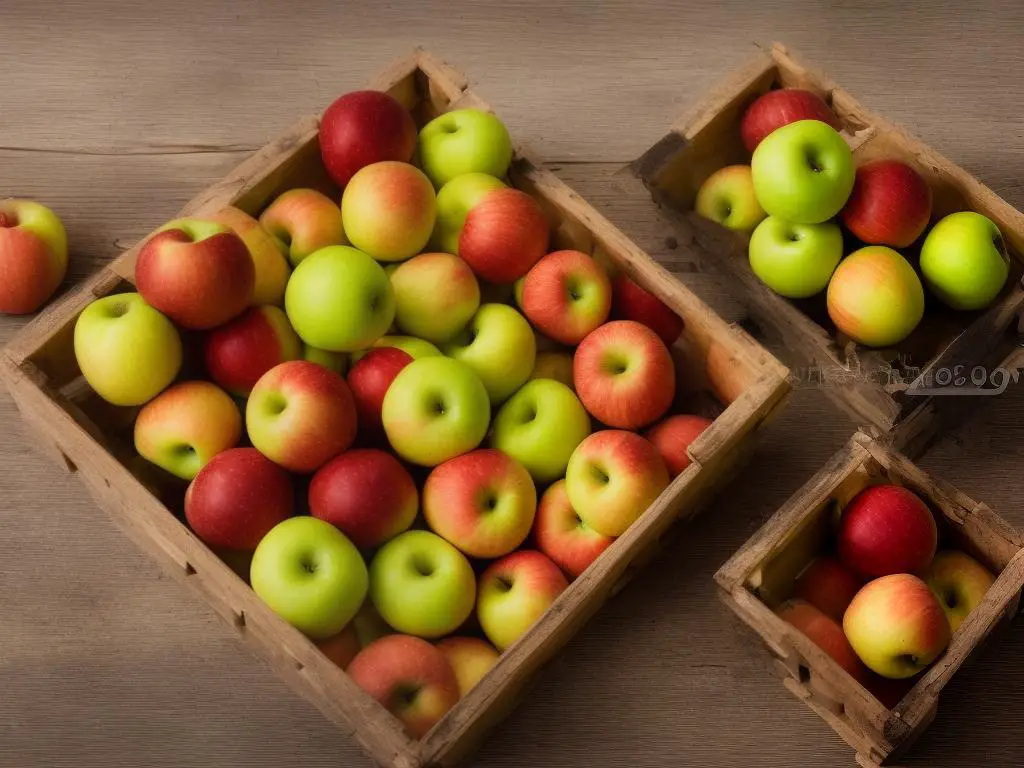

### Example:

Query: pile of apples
xmin=777 ymin=483 xmax=995 ymax=706
xmin=67 ymin=89 xmax=710 ymax=737
xmin=694 ymin=88 xmax=1013 ymax=348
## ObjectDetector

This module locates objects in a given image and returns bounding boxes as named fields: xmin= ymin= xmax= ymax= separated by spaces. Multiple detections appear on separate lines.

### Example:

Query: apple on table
xmin=0 ymin=199 xmax=68 ymax=315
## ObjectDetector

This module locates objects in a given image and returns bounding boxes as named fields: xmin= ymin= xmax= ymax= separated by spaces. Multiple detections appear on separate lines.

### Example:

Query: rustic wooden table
xmin=2 ymin=2 xmax=1022 ymax=766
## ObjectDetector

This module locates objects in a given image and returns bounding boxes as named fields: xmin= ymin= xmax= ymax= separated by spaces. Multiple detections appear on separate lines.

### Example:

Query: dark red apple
xmin=346 ymin=347 xmax=414 ymax=435
xmin=776 ymin=599 xmax=870 ymax=684
xmin=740 ymin=88 xmax=841 ymax=153
xmin=610 ymin=274 xmax=684 ymax=346
xmin=792 ymin=556 xmax=863 ymax=622
xmin=840 ymin=160 xmax=933 ymax=248
xmin=838 ymin=484 xmax=937 ymax=580
xmin=320 ymin=91 xmax=418 ymax=188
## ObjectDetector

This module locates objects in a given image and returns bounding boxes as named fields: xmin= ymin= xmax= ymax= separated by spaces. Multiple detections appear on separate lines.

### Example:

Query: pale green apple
xmin=751 ymin=120 xmax=855 ymax=224
xmin=250 ymin=516 xmax=368 ymax=640
xmin=284 ymin=245 xmax=395 ymax=352
xmin=748 ymin=216 xmax=844 ymax=298
xmin=74 ymin=292 xmax=182 ymax=406
xmin=369 ymin=530 xmax=476 ymax=638
xmin=351 ymin=335 xmax=443 ymax=364
xmin=432 ymin=173 xmax=506 ymax=254
xmin=492 ymin=379 xmax=591 ymax=483
xmin=694 ymin=164 xmax=767 ymax=233
xmin=382 ymin=356 xmax=491 ymax=466
xmin=920 ymin=211 xmax=1010 ymax=310
xmin=443 ymin=303 xmax=536 ymax=404
xmin=302 ymin=343 xmax=348 ymax=375
xmin=418 ymin=110 xmax=513 ymax=188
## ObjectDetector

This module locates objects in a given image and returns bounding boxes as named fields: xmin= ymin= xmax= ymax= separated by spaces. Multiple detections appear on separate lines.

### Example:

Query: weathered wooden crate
xmin=716 ymin=431 xmax=1024 ymax=766
xmin=0 ymin=50 xmax=789 ymax=768
xmin=632 ymin=42 xmax=1024 ymax=453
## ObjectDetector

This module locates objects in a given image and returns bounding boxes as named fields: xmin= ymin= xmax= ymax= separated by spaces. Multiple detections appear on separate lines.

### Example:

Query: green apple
xmin=920 ymin=211 xmax=1011 ymax=310
xmin=351 ymin=335 xmax=443 ymax=364
xmin=302 ymin=343 xmax=348 ymax=375
xmin=433 ymin=173 xmax=507 ymax=255
xmin=382 ymin=356 xmax=490 ymax=466
xmin=694 ymin=164 xmax=767 ymax=233
xmin=751 ymin=119 xmax=855 ymax=224
xmin=284 ymin=245 xmax=395 ymax=352
xmin=369 ymin=530 xmax=476 ymax=638
xmin=748 ymin=216 xmax=844 ymax=298
xmin=250 ymin=516 xmax=368 ymax=640
xmin=74 ymin=292 xmax=183 ymax=406
xmin=443 ymin=303 xmax=536 ymax=404
xmin=418 ymin=109 xmax=513 ymax=188
xmin=492 ymin=379 xmax=591 ymax=483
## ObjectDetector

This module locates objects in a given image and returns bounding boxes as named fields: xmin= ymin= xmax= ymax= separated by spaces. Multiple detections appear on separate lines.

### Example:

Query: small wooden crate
xmin=0 ymin=50 xmax=789 ymax=768
xmin=715 ymin=431 xmax=1024 ymax=766
xmin=632 ymin=42 xmax=1024 ymax=452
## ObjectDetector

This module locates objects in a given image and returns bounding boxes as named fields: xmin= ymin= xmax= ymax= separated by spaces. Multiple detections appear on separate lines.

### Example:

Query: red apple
xmin=0 ymin=199 xmax=68 ymax=314
xmin=135 ymin=218 xmax=255 ymax=330
xmin=521 ymin=249 xmax=611 ymax=344
xmin=740 ymin=88 xmax=842 ymax=152
xmin=346 ymin=347 xmax=414 ymax=436
xmin=477 ymin=550 xmax=569 ymax=651
xmin=316 ymin=624 xmax=361 ymax=670
xmin=208 ymin=205 xmax=291 ymax=306
xmin=574 ymin=320 xmax=675 ymax=429
xmin=532 ymin=479 xmax=615 ymax=579
xmin=841 ymin=160 xmax=933 ymax=248
xmin=310 ymin=448 xmax=418 ymax=549
xmin=610 ymin=274 xmax=684 ymax=346
xmin=776 ymin=599 xmax=869 ymax=684
xmin=865 ymin=672 xmax=916 ymax=709
xmin=204 ymin=306 xmax=302 ymax=396
xmin=320 ymin=90 xmax=418 ymax=189
xmin=458 ymin=188 xmax=549 ymax=284
xmin=645 ymin=414 xmax=713 ymax=477
xmin=792 ymin=556 xmax=864 ymax=623
xmin=838 ymin=484 xmax=937 ymax=580
xmin=184 ymin=447 xmax=293 ymax=550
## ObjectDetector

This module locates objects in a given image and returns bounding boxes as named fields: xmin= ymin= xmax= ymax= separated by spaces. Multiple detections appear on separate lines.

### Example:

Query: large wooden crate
xmin=632 ymin=42 xmax=1024 ymax=453
xmin=716 ymin=431 xmax=1024 ymax=766
xmin=0 ymin=50 xmax=789 ymax=768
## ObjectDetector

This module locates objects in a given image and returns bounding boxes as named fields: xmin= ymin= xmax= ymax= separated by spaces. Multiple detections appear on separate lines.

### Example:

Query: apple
xmin=184 ymin=447 xmax=293 ymax=550
xmin=533 ymin=479 xmax=614 ymax=579
xmin=776 ymin=600 xmax=868 ymax=684
xmin=204 ymin=306 xmax=302 ymax=396
xmin=924 ymin=550 xmax=996 ymax=633
xmin=246 ymin=360 xmax=357 ymax=473
xmin=390 ymin=252 xmax=480 ymax=343
xmin=284 ymin=245 xmax=395 ymax=352
xmin=347 ymin=347 xmax=414 ymax=436
xmin=920 ymin=211 xmax=1010 ymax=310
xmin=382 ymin=356 xmax=491 ymax=466
xmin=865 ymin=673 xmax=916 ymax=710
xmin=316 ymin=624 xmax=361 ymax=670
xmin=302 ymin=343 xmax=348 ymax=375
xmin=0 ymin=199 xmax=68 ymax=314
xmin=748 ymin=216 xmax=843 ymax=298
xmin=134 ymin=381 xmax=242 ymax=480
xmin=838 ymin=484 xmax=937 ymax=580
xmin=361 ymin=335 xmax=442 ymax=361
xmin=435 ymin=636 xmax=500 ymax=698
xmin=521 ymin=250 xmax=611 ymax=345
xmin=208 ymin=205 xmax=292 ymax=305
xmin=827 ymin=246 xmax=925 ymax=347
xmin=610 ymin=274 xmax=684 ymax=347
xmin=74 ymin=292 xmax=182 ymax=406
xmin=694 ymin=165 xmax=767 ymax=233
xmin=740 ymin=88 xmax=841 ymax=152
xmin=418 ymin=109 xmax=513 ymax=188
xmin=844 ymin=574 xmax=951 ymax=679
xmin=433 ymin=173 xmax=507 ymax=255
xmin=840 ymin=160 xmax=933 ymax=248
xmin=530 ymin=351 xmax=575 ymax=390
xmin=645 ymin=414 xmax=713 ymax=477
xmin=751 ymin=120 xmax=855 ymax=224
xmin=348 ymin=634 xmax=459 ymax=738
xmin=258 ymin=188 xmax=346 ymax=267
xmin=352 ymin=600 xmax=394 ymax=649
xmin=443 ymin=303 xmax=536 ymax=404
xmin=565 ymin=430 xmax=669 ymax=537
xmin=574 ymin=320 xmax=675 ymax=429
xmin=458 ymin=188 xmax=549 ymax=284
xmin=491 ymin=379 xmax=591 ymax=483
xmin=251 ymin=516 xmax=367 ymax=639
xmin=477 ymin=550 xmax=568 ymax=651
xmin=792 ymin=556 xmax=863 ymax=623
xmin=423 ymin=448 xmax=537 ymax=558
xmin=370 ymin=530 xmax=476 ymax=638
xmin=341 ymin=161 xmax=436 ymax=262
xmin=319 ymin=90 xmax=418 ymax=188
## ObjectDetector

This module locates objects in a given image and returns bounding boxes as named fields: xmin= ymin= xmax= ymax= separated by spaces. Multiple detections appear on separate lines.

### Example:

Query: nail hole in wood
xmin=798 ymin=664 xmax=811 ymax=684
xmin=234 ymin=610 xmax=246 ymax=629
xmin=61 ymin=453 xmax=78 ymax=473
xmin=184 ymin=562 xmax=196 ymax=576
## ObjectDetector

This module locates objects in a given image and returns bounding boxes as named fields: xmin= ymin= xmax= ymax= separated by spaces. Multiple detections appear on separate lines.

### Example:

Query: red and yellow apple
xmin=477 ymin=550 xmax=569 ymax=651
xmin=521 ymin=250 xmax=611 ymax=345
xmin=645 ymin=414 xmax=713 ymax=477
xmin=258 ymin=188 xmax=346 ymax=267
xmin=435 ymin=636 xmax=500 ymax=698
xmin=209 ymin=205 xmax=292 ymax=305
xmin=316 ymin=624 xmax=361 ymax=670
xmin=610 ymin=274 xmax=684 ymax=347
xmin=458 ymin=188 xmax=549 ymax=284
xmin=0 ymin=199 xmax=68 ymax=314
xmin=838 ymin=484 xmax=937 ymax=579
xmin=776 ymin=599 xmax=869 ymax=684
xmin=694 ymin=165 xmax=767 ymax=233
xmin=792 ymin=556 xmax=864 ymax=623
xmin=924 ymin=550 xmax=995 ymax=633
xmin=740 ymin=88 xmax=841 ymax=153
xmin=342 ymin=161 xmax=436 ymax=262
xmin=432 ymin=172 xmax=506 ymax=255
xmin=530 ymin=351 xmax=575 ymax=390
xmin=840 ymin=160 xmax=933 ymax=248
xmin=533 ymin=479 xmax=615 ymax=579
xmin=390 ymin=252 xmax=480 ymax=343
xmin=204 ymin=306 xmax=302 ymax=396
xmin=346 ymin=346 xmax=414 ymax=436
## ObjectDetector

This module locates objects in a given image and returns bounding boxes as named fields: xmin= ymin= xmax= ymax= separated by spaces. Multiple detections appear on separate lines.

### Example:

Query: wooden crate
xmin=0 ymin=50 xmax=790 ymax=768
xmin=632 ymin=42 xmax=1024 ymax=451
xmin=715 ymin=431 xmax=1024 ymax=766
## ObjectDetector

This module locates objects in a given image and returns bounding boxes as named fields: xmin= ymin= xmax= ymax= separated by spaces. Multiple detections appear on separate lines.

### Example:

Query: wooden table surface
xmin=2 ymin=2 xmax=1022 ymax=766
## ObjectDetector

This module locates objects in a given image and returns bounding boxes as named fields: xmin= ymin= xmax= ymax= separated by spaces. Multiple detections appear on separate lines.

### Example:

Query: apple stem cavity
xmin=0 ymin=212 xmax=16 ymax=228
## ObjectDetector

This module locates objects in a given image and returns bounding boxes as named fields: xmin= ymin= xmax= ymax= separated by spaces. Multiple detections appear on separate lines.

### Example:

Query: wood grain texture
xmin=1 ymin=1 xmax=1023 ymax=767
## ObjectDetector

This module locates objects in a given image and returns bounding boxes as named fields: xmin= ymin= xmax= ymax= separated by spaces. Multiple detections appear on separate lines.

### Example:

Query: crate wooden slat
xmin=1 ymin=50 xmax=789 ymax=768
xmin=715 ymin=431 xmax=1024 ymax=766
xmin=632 ymin=42 xmax=1024 ymax=452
